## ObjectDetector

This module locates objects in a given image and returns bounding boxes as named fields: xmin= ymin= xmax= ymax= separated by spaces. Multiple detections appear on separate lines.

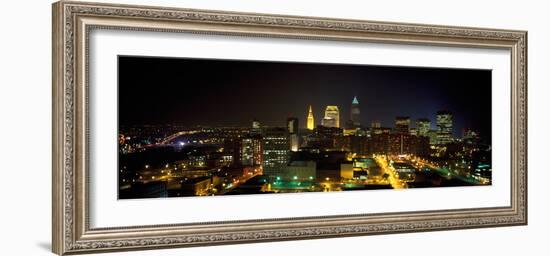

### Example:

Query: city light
xmin=118 ymin=57 xmax=492 ymax=199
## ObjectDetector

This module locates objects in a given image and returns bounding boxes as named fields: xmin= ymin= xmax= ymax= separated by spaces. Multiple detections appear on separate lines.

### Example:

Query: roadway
xmin=374 ymin=156 xmax=407 ymax=189
xmin=414 ymin=159 xmax=481 ymax=185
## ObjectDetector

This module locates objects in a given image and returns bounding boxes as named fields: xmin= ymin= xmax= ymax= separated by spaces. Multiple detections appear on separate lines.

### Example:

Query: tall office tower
xmin=350 ymin=96 xmax=361 ymax=127
xmin=416 ymin=118 xmax=431 ymax=137
xmin=322 ymin=117 xmax=337 ymax=128
xmin=462 ymin=128 xmax=479 ymax=140
xmin=427 ymin=130 xmax=438 ymax=145
xmin=262 ymin=127 xmax=290 ymax=177
xmin=462 ymin=128 xmax=480 ymax=144
xmin=322 ymin=106 xmax=340 ymax=128
xmin=371 ymin=120 xmax=382 ymax=128
xmin=394 ymin=116 xmax=410 ymax=134
xmin=287 ymin=117 xmax=299 ymax=152
xmin=306 ymin=105 xmax=315 ymax=130
xmin=251 ymin=119 xmax=261 ymax=135
xmin=436 ymin=110 xmax=453 ymax=144
xmin=240 ymin=136 xmax=262 ymax=166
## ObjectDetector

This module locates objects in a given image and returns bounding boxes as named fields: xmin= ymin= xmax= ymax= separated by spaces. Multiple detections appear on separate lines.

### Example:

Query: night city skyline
xmin=118 ymin=56 xmax=492 ymax=199
xmin=119 ymin=56 xmax=491 ymax=140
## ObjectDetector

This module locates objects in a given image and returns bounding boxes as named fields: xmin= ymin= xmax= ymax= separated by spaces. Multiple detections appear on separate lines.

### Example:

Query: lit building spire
xmin=352 ymin=96 xmax=359 ymax=105
xmin=350 ymin=96 xmax=360 ymax=127
xmin=307 ymin=105 xmax=315 ymax=130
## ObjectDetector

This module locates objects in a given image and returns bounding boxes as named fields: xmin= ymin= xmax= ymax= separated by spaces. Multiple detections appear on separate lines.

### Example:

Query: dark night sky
xmin=118 ymin=56 xmax=492 ymax=140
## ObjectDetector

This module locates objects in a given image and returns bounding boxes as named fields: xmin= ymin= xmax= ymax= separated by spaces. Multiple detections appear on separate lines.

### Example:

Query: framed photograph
xmin=52 ymin=1 xmax=527 ymax=255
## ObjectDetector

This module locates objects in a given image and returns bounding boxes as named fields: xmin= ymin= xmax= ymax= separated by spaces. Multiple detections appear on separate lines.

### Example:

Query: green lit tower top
xmin=350 ymin=96 xmax=361 ymax=127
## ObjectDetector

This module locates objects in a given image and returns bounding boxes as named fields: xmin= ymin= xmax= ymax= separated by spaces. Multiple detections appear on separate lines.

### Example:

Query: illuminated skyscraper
xmin=287 ymin=117 xmax=298 ymax=134
xmin=251 ymin=119 xmax=261 ymax=135
xmin=241 ymin=120 xmax=263 ymax=166
xmin=436 ymin=111 xmax=453 ymax=144
xmin=306 ymin=105 xmax=315 ymax=130
xmin=394 ymin=116 xmax=410 ymax=134
xmin=416 ymin=118 xmax=431 ymax=137
xmin=350 ymin=96 xmax=361 ymax=127
xmin=262 ymin=127 xmax=290 ymax=177
xmin=287 ymin=117 xmax=299 ymax=152
xmin=371 ymin=120 xmax=381 ymax=128
xmin=462 ymin=128 xmax=480 ymax=144
xmin=252 ymin=120 xmax=260 ymax=129
xmin=322 ymin=106 xmax=340 ymax=128
xmin=427 ymin=130 xmax=438 ymax=145
xmin=241 ymin=136 xmax=262 ymax=166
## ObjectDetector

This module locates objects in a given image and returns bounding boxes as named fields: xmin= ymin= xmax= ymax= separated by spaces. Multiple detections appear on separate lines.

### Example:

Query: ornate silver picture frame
xmin=52 ymin=1 xmax=527 ymax=255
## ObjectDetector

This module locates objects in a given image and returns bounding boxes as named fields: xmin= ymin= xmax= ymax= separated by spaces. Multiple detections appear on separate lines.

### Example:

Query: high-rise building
xmin=350 ymin=96 xmax=361 ymax=127
xmin=416 ymin=118 xmax=431 ymax=137
xmin=388 ymin=133 xmax=412 ymax=155
xmin=287 ymin=117 xmax=299 ymax=134
xmin=252 ymin=119 xmax=260 ymax=129
xmin=240 ymin=136 xmax=262 ymax=166
xmin=436 ymin=111 xmax=453 ymax=144
xmin=251 ymin=119 xmax=261 ymax=135
xmin=322 ymin=106 xmax=340 ymax=128
xmin=322 ymin=117 xmax=337 ymax=128
xmin=371 ymin=120 xmax=382 ymax=128
xmin=372 ymin=127 xmax=391 ymax=135
xmin=462 ymin=128 xmax=480 ymax=144
xmin=394 ymin=116 xmax=410 ymax=134
xmin=262 ymin=128 xmax=290 ymax=177
xmin=370 ymin=133 xmax=390 ymax=154
xmin=287 ymin=117 xmax=299 ymax=152
xmin=306 ymin=105 xmax=315 ymax=130
xmin=223 ymin=138 xmax=243 ymax=166
xmin=427 ymin=129 xmax=438 ymax=145
xmin=349 ymin=135 xmax=369 ymax=155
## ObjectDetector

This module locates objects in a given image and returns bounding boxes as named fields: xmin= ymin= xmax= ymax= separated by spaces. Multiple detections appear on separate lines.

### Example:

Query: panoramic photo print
xmin=118 ymin=56 xmax=492 ymax=199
